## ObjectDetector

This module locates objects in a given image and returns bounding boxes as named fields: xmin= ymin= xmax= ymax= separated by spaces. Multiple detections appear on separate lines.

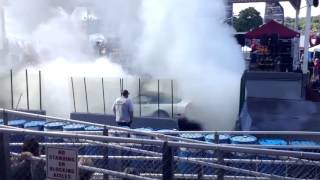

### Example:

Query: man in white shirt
xmin=112 ymin=90 xmax=134 ymax=127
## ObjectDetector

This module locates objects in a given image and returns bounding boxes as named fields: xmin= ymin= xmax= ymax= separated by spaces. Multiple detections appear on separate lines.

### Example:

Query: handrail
xmin=10 ymin=153 xmax=155 ymax=180
xmin=4 ymin=108 xmax=320 ymax=146
xmin=157 ymin=130 xmax=320 ymax=136
xmin=2 ymin=126 xmax=320 ymax=160
xmin=0 ymin=126 xmax=163 ymax=146
xmin=0 ymin=108 xmax=207 ymax=144
xmin=168 ymin=141 xmax=320 ymax=160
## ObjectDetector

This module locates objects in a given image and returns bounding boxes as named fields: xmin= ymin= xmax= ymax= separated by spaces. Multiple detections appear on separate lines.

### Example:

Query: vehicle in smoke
xmin=132 ymin=91 xmax=190 ymax=118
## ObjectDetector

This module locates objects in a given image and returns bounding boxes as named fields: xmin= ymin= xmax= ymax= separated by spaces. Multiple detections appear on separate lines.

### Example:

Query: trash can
xmin=24 ymin=121 xmax=46 ymax=131
xmin=131 ymin=127 xmax=153 ymax=139
xmin=24 ymin=121 xmax=46 ymax=142
xmin=63 ymin=123 xmax=86 ymax=142
xmin=178 ymin=133 xmax=205 ymax=174
xmin=85 ymin=125 xmax=104 ymax=132
xmin=130 ymin=128 xmax=155 ymax=173
xmin=229 ymin=135 xmax=257 ymax=176
xmin=258 ymin=138 xmax=287 ymax=176
xmin=9 ymin=119 xmax=26 ymax=128
xmin=204 ymin=134 xmax=230 ymax=175
xmin=44 ymin=121 xmax=67 ymax=142
xmin=155 ymin=129 xmax=177 ymax=142
xmin=63 ymin=123 xmax=86 ymax=132
xmin=288 ymin=140 xmax=320 ymax=179
xmin=109 ymin=126 xmax=130 ymax=138
xmin=8 ymin=119 xmax=27 ymax=153
xmin=62 ymin=123 xmax=86 ymax=156
xmin=9 ymin=120 xmax=27 ymax=142
xmin=83 ymin=125 xmax=106 ymax=169
xmin=108 ymin=126 xmax=131 ymax=170
xmin=83 ymin=125 xmax=104 ymax=155
xmin=156 ymin=129 xmax=177 ymax=137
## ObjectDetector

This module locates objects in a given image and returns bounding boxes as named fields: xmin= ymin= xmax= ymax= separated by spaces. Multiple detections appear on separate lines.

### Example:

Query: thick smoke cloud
xmin=1 ymin=0 xmax=128 ymax=116
xmin=0 ymin=0 xmax=244 ymax=130
xmin=137 ymin=0 xmax=245 ymax=130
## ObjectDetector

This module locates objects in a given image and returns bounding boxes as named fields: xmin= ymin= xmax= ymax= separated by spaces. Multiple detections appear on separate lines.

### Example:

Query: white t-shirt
xmin=112 ymin=96 xmax=134 ymax=123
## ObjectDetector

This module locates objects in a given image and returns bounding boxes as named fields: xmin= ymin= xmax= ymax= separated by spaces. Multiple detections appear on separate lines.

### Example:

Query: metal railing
xmin=1 ymin=109 xmax=320 ymax=180
xmin=4 ymin=69 xmax=179 ymax=118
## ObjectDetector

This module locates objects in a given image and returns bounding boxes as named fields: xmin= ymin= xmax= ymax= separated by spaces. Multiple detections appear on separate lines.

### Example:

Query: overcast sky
xmin=234 ymin=1 xmax=320 ymax=18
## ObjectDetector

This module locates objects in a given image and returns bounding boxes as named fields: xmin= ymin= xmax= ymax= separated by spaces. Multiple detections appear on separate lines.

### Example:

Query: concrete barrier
xmin=70 ymin=112 xmax=178 ymax=130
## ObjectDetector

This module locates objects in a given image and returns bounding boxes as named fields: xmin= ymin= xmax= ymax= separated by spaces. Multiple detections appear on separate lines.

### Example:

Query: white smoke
xmin=1 ymin=0 xmax=127 ymax=116
xmin=136 ymin=0 xmax=245 ymax=130
xmin=0 ymin=0 xmax=244 ymax=130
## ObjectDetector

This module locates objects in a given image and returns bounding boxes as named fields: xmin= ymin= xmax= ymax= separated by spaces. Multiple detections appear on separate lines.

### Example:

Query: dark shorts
xmin=117 ymin=121 xmax=132 ymax=128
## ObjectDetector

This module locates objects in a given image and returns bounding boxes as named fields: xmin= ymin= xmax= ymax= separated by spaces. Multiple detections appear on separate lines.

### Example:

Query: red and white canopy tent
xmin=245 ymin=20 xmax=300 ymax=39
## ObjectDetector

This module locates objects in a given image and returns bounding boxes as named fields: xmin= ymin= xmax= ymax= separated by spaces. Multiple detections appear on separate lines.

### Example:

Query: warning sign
xmin=46 ymin=147 xmax=78 ymax=180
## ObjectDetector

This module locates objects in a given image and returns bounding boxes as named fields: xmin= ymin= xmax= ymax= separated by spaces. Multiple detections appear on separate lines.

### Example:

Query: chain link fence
xmin=1 ymin=109 xmax=320 ymax=180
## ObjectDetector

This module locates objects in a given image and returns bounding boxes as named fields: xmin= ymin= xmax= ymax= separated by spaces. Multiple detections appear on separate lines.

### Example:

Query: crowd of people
xmin=249 ymin=39 xmax=293 ymax=72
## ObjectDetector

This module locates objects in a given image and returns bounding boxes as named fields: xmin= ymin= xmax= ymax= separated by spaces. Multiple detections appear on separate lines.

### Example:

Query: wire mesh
xmin=3 ymin=109 xmax=320 ymax=180
xmin=7 ymin=126 xmax=163 ymax=180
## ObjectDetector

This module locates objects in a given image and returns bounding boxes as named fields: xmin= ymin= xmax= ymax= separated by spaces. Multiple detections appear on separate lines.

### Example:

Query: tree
xmin=233 ymin=7 xmax=263 ymax=32
xmin=284 ymin=17 xmax=295 ymax=29
xmin=284 ymin=16 xmax=320 ymax=33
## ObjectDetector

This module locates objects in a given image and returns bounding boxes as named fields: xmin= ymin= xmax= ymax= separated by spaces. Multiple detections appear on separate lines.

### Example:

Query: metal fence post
xmin=39 ymin=70 xmax=42 ymax=111
xmin=0 ymin=110 xmax=11 ymax=180
xmin=239 ymin=70 xmax=247 ymax=116
xmin=10 ymin=69 xmax=14 ymax=109
xmin=162 ymin=141 xmax=174 ymax=180
xmin=84 ymin=77 xmax=89 ymax=113
xmin=138 ymin=78 xmax=141 ymax=117
xmin=215 ymin=132 xmax=225 ymax=180
xmin=197 ymin=165 xmax=203 ymax=180
xmin=25 ymin=69 xmax=30 ymax=110
xmin=103 ymin=127 xmax=109 ymax=180
xmin=157 ymin=79 xmax=160 ymax=118
xmin=71 ymin=77 xmax=76 ymax=112
xmin=102 ymin=77 xmax=106 ymax=114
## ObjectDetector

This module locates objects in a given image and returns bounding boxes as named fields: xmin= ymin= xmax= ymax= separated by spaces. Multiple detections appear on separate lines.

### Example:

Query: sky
xmin=234 ymin=1 xmax=320 ymax=18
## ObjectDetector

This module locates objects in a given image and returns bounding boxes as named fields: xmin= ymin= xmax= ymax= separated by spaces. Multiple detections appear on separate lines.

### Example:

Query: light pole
xmin=0 ymin=0 xmax=6 ymax=51
xmin=302 ymin=0 xmax=313 ymax=74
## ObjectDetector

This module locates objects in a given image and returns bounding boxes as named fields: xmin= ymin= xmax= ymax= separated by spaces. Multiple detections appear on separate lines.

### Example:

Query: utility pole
xmin=0 ymin=0 xmax=7 ymax=52
xmin=318 ymin=15 xmax=320 ymax=34
xmin=302 ymin=0 xmax=312 ymax=74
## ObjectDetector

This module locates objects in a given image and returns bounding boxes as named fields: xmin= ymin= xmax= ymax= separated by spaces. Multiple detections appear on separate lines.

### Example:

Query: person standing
xmin=112 ymin=89 xmax=134 ymax=127
xmin=250 ymin=39 xmax=258 ymax=63
xmin=314 ymin=58 xmax=320 ymax=89
xmin=11 ymin=138 xmax=45 ymax=180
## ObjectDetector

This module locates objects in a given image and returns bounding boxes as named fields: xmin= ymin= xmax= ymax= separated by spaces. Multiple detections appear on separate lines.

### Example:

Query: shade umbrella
xmin=309 ymin=44 xmax=320 ymax=52
xmin=242 ymin=45 xmax=252 ymax=52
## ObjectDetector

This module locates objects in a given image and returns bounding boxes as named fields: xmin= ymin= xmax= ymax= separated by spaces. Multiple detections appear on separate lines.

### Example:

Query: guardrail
xmin=1 ymin=109 xmax=320 ymax=180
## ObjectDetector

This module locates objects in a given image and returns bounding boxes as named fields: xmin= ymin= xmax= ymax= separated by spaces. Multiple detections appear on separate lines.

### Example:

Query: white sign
xmin=46 ymin=147 xmax=78 ymax=180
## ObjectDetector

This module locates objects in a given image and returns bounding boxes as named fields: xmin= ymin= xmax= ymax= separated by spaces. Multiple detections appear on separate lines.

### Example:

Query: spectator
xmin=250 ymin=39 xmax=258 ymax=63
xmin=123 ymin=168 xmax=139 ymax=180
xmin=314 ymin=58 xmax=320 ymax=87
xmin=78 ymin=158 xmax=94 ymax=180
xmin=11 ymin=137 xmax=45 ymax=180
xmin=112 ymin=90 xmax=134 ymax=127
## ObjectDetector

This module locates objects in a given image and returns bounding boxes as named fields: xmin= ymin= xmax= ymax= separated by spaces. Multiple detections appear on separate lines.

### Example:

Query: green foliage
xmin=233 ymin=7 xmax=263 ymax=32
xmin=284 ymin=16 xmax=320 ymax=32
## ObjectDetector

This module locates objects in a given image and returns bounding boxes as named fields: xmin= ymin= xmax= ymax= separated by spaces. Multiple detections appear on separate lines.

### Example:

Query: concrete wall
xmin=242 ymin=97 xmax=320 ymax=131
xmin=0 ymin=109 xmax=46 ymax=121
xmin=70 ymin=112 xmax=178 ymax=130
xmin=246 ymin=72 xmax=305 ymax=100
